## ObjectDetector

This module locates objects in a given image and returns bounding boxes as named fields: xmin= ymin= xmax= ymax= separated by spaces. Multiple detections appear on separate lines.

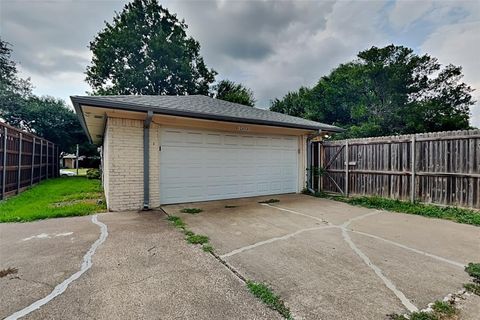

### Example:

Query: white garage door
xmin=159 ymin=127 xmax=299 ymax=204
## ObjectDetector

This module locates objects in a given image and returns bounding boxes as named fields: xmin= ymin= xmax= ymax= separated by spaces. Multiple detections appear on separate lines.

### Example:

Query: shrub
xmin=86 ymin=168 xmax=101 ymax=180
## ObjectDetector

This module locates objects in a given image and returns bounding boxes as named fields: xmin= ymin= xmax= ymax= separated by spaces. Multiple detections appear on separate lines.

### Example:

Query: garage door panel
xmin=160 ymin=128 xmax=299 ymax=204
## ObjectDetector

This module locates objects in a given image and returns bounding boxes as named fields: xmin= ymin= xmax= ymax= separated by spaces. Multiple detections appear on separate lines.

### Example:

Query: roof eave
xmin=71 ymin=96 xmax=93 ymax=144
xmin=71 ymin=96 xmax=345 ymax=137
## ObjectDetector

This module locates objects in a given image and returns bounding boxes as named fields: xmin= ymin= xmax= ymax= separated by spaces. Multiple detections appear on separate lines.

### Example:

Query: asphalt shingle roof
xmin=71 ymin=95 xmax=343 ymax=132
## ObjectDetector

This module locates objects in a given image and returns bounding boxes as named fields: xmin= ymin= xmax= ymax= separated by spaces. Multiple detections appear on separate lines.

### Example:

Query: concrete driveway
xmin=0 ymin=212 xmax=279 ymax=320
xmin=163 ymin=194 xmax=480 ymax=320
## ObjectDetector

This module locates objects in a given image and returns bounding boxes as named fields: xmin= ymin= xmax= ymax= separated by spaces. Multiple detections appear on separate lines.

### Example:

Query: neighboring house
xmin=61 ymin=154 xmax=76 ymax=169
xmin=61 ymin=154 xmax=85 ymax=168
xmin=71 ymin=95 xmax=343 ymax=211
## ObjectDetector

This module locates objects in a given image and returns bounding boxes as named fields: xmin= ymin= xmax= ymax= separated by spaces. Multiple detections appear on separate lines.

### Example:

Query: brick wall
xmin=103 ymin=117 xmax=160 ymax=211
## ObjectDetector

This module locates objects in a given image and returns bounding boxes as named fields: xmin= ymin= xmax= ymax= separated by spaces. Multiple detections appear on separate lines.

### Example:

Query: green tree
xmin=270 ymin=87 xmax=313 ymax=117
xmin=86 ymin=0 xmax=217 ymax=95
xmin=214 ymin=80 xmax=256 ymax=106
xmin=0 ymin=38 xmax=94 ymax=155
xmin=0 ymin=39 xmax=33 ymax=117
xmin=271 ymin=45 xmax=474 ymax=138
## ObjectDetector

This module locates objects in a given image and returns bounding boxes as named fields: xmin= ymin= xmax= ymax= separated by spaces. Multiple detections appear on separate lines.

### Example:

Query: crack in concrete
xmin=220 ymin=225 xmax=336 ymax=258
xmin=4 ymin=215 xmax=108 ymax=320
xmin=340 ymin=211 xmax=418 ymax=312
xmin=230 ymin=204 xmax=455 ymax=313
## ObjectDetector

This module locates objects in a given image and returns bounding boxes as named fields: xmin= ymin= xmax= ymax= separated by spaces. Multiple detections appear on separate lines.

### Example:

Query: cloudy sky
xmin=1 ymin=0 xmax=479 ymax=126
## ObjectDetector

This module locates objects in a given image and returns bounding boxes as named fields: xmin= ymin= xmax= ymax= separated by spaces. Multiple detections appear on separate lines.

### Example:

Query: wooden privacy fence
xmin=320 ymin=129 xmax=480 ymax=209
xmin=0 ymin=122 xmax=59 ymax=200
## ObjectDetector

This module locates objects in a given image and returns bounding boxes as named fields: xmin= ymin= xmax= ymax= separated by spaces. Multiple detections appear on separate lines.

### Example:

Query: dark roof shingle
xmin=71 ymin=95 xmax=343 ymax=132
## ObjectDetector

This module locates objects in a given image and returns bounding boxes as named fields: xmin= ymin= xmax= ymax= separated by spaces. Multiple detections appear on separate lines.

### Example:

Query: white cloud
xmin=2 ymin=0 xmax=480 ymax=127
xmin=389 ymin=0 xmax=433 ymax=30
xmin=421 ymin=19 xmax=480 ymax=127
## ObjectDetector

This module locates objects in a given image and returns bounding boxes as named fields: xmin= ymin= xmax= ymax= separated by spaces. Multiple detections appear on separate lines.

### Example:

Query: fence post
xmin=56 ymin=145 xmax=59 ymax=177
xmin=410 ymin=135 xmax=416 ymax=203
xmin=345 ymin=141 xmax=349 ymax=197
xmin=31 ymin=137 xmax=35 ymax=185
xmin=318 ymin=142 xmax=322 ymax=192
xmin=39 ymin=139 xmax=43 ymax=181
xmin=46 ymin=142 xmax=49 ymax=179
xmin=2 ymin=127 xmax=7 ymax=200
xmin=17 ymin=133 xmax=22 ymax=194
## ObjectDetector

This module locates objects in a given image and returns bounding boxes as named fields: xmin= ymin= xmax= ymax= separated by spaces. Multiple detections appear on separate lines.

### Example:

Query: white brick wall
xmin=103 ymin=117 xmax=159 ymax=211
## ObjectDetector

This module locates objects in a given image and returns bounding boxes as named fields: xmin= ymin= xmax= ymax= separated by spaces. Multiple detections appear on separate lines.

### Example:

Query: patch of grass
xmin=432 ymin=301 xmax=456 ymax=317
xmin=186 ymin=234 xmax=209 ymax=245
xmin=180 ymin=208 xmax=203 ymax=214
xmin=225 ymin=205 xmax=237 ymax=208
xmin=184 ymin=229 xmax=195 ymax=236
xmin=389 ymin=300 xmax=457 ymax=320
xmin=258 ymin=199 xmax=280 ymax=204
xmin=464 ymin=262 xmax=480 ymax=296
xmin=202 ymin=244 xmax=214 ymax=253
xmin=409 ymin=312 xmax=438 ymax=320
xmin=0 ymin=267 xmax=18 ymax=278
xmin=0 ymin=177 xmax=106 ymax=223
xmin=167 ymin=215 xmax=186 ymax=229
xmin=465 ymin=263 xmax=480 ymax=282
xmin=314 ymin=193 xmax=480 ymax=226
xmin=463 ymin=283 xmax=480 ymax=295
xmin=246 ymin=281 xmax=292 ymax=319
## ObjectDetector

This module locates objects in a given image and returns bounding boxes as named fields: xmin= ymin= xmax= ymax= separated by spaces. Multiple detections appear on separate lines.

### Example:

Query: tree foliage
xmin=0 ymin=38 xmax=94 ymax=155
xmin=271 ymin=45 xmax=474 ymax=138
xmin=213 ymin=79 xmax=256 ymax=106
xmin=86 ymin=0 xmax=217 ymax=96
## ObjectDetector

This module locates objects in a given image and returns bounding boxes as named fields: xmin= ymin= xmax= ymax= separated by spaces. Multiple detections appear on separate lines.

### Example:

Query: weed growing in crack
xmin=246 ymin=281 xmax=292 ymax=319
xmin=180 ymin=208 xmax=203 ymax=214
xmin=166 ymin=215 xmax=215 ymax=254
xmin=184 ymin=230 xmax=194 ymax=236
xmin=465 ymin=263 xmax=480 ymax=281
xmin=167 ymin=215 xmax=186 ymax=229
xmin=431 ymin=301 xmax=456 ymax=317
xmin=202 ymin=244 xmax=214 ymax=253
xmin=186 ymin=234 xmax=209 ymax=245
xmin=464 ymin=262 xmax=480 ymax=296
xmin=258 ymin=199 xmax=280 ymax=204
xmin=388 ymin=300 xmax=457 ymax=320
xmin=463 ymin=283 xmax=480 ymax=295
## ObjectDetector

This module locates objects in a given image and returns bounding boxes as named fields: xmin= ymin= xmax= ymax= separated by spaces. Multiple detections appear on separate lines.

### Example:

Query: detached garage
xmin=71 ymin=95 xmax=342 ymax=211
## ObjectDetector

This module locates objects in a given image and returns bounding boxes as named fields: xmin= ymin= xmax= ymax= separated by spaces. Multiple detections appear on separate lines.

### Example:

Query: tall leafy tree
xmin=271 ymin=45 xmax=474 ymax=138
xmin=0 ymin=38 xmax=94 ymax=155
xmin=86 ymin=0 xmax=217 ymax=95
xmin=214 ymin=80 xmax=256 ymax=106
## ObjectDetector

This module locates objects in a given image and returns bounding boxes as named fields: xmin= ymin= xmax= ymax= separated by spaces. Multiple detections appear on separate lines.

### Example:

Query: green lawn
xmin=0 ymin=177 xmax=106 ymax=223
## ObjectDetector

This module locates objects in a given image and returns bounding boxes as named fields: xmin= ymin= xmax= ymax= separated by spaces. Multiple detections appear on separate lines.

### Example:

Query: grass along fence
xmin=320 ymin=129 xmax=480 ymax=209
xmin=0 ymin=122 xmax=59 ymax=200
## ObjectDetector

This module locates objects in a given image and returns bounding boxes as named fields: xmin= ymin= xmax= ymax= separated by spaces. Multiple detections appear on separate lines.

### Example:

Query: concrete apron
xmin=164 ymin=194 xmax=480 ymax=320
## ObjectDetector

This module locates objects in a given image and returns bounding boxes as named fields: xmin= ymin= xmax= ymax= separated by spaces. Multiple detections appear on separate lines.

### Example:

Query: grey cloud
xmin=1 ymin=0 xmax=478 ymax=127
xmin=1 ymin=0 xmax=128 ymax=75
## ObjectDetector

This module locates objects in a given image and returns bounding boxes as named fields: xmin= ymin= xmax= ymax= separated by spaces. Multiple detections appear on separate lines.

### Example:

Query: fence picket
xmin=321 ymin=129 xmax=480 ymax=209
xmin=0 ymin=122 xmax=58 ymax=200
